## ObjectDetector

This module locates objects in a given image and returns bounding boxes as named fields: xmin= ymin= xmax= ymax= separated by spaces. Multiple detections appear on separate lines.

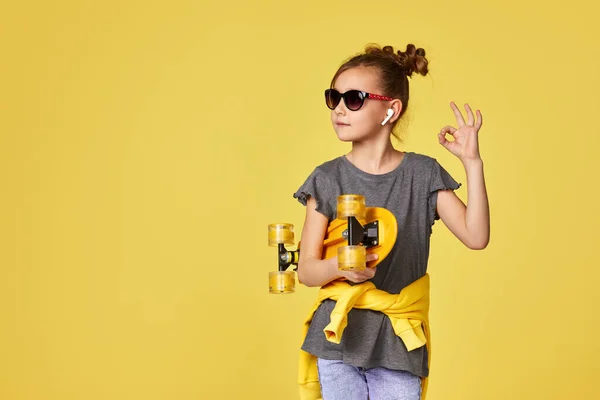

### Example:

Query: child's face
xmin=330 ymin=66 xmax=390 ymax=143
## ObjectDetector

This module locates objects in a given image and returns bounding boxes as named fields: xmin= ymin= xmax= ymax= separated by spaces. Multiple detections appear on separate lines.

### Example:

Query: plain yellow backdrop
xmin=1 ymin=0 xmax=598 ymax=399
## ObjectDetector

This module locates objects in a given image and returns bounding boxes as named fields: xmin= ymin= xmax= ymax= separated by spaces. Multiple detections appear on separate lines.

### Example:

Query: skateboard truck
xmin=342 ymin=218 xmax=380 ymax=248
xmin=336 ymin=194 xmax=372 ymax=271
xmin=268 ymin=223 xmax=298 ymax=294
xmin=278 ymin=243 xmax=299 ymax=272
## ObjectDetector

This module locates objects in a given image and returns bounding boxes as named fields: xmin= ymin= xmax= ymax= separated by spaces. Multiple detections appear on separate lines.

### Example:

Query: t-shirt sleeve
xmin=293 ymin=168 xmax=336 ymax=220
xmin=428 ymin=159 xmax=462 ymax=228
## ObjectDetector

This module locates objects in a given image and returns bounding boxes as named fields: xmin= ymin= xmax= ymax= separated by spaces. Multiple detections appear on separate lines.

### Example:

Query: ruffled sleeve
xmin=293 ymin=168 xmax=337 ymax=221
xmin=428 ymin=160 xmax=461 ymax=229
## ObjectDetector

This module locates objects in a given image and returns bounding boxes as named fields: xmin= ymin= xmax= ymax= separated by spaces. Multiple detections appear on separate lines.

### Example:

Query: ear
xmin=388 ymin=99 xmax=403 ymax=124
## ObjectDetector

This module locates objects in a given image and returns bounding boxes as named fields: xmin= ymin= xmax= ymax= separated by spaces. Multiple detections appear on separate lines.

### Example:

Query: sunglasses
xmin=325 ymin=89 xmax=394 ymax=111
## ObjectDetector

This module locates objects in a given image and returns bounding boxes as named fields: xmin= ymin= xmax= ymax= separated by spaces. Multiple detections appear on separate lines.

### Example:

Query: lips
xmin=336 ymin=122 xmax=350 ymax=126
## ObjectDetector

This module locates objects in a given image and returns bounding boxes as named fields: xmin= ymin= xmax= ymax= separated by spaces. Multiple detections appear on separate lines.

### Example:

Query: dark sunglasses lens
xmin=345 ymin=90 xmax=364 ymax=111
xmin=325 ymin=89 xmax=341 ymax=109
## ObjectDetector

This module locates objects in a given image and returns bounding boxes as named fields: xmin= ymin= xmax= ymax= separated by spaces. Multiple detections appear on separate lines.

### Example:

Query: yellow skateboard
xmin=268 ymin=194 xmax=398 ymax=294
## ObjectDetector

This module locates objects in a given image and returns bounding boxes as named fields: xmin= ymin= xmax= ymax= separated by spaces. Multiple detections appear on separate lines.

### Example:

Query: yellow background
xmin=1 ymin=0 xmax=598 ymax=399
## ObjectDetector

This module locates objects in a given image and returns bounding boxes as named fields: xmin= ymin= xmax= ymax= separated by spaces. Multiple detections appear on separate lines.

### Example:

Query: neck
xmin=347 ymin=137 xmax=404 ymax=175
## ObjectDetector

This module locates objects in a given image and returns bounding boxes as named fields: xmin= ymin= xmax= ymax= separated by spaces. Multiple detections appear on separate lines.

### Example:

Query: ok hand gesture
xmin=438 ymin=102 xmax=483 ymax=163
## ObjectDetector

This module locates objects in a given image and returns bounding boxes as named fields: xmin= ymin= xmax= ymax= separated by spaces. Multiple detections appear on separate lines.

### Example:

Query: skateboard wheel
xmin=268 ymin=223 xmax=294 ymax=247
xmin=337 ymin=194 xmax=366 ymax=221
xmin=337 ymin=245 xmax=367 ymax=271
xmin=269 ymin=271 xmax=295 ymax=294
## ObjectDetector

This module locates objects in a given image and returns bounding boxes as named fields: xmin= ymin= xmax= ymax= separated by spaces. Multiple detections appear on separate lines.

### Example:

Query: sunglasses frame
xmin=325 ymin=89 xmax=394 ymax=111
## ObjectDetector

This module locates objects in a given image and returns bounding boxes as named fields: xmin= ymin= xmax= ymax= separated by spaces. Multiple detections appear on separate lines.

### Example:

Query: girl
xmin=293 ymin=43 xmax=489 ymax=400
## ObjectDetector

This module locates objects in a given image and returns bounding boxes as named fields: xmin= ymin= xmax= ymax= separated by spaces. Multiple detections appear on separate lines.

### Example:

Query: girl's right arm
xmin=297 ymin=196 xmax=377 ymax=287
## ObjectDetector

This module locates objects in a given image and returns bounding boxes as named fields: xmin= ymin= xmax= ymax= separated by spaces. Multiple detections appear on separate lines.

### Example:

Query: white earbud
xmin=381 ymin=109 xmax=394 ymax=125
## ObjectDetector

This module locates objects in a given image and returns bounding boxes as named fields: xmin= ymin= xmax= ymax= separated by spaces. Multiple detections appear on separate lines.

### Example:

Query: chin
xmin=335 ymin=132 xmax=357 ymax=142
xmin=336 ymin=130 xmax=373 ymax=143
xmin=334 ymin=127 xmax=357 ymax=142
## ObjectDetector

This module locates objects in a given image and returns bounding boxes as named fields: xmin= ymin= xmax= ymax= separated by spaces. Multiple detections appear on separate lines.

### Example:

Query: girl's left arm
xmin=436 ymin=102 xmax=490 ymax=250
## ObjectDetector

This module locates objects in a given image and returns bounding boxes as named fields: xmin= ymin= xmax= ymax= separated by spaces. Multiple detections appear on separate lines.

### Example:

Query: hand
xmin=438 ymin=102 xmax=483 ymax=163
xmin=337 ymin=253 xmax=378 ymax=283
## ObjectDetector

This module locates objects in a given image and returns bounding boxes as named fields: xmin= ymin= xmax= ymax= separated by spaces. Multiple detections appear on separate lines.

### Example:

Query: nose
xmin=334 ymin=98 xmax=347 ymax=116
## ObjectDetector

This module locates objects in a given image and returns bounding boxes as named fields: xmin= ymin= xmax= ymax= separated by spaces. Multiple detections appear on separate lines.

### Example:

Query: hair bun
xmin=396 ymin=44 xmax=429 ymax=77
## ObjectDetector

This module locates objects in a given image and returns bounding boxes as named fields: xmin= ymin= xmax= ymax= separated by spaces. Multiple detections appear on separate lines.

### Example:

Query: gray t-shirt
xmin=293 ymin=151 xmax=461 ymax=377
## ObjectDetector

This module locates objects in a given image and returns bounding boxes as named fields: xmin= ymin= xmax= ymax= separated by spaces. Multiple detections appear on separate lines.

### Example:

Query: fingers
xmin=438 ymin=125 xmax=455 ymax=149
xmin=438 ymin=133 xmax=452 ymax=151
xmin=475 ymin=109 xmax=483 ymax=129
xmin=450 ymin=101 xmax=465 ymax=127
xmin=359 ymin=267 xmax=376 ymax=278
xmin=465 ymin=103 xmax=475 ymax=126
xmin=340 ymin=253 xmax=379 ymax=283
xmin=451 ymin=102 xmax=483 ymax=129
xmin=366 ymin=253 xmax=379 ymax=262
xmin=440 ymin=125 xmax=456 ymax=136
xmin=345 ymin=266 xmax=377 ymax=283
xmin=438 ymin=132 xmax=448 ymax=146
xmin=354 ymin=268 xmax=376 ymax=282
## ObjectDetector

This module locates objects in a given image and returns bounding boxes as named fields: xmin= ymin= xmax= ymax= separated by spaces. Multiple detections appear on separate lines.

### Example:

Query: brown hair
xmin=330 ymin=43 xmax=429 ymax=139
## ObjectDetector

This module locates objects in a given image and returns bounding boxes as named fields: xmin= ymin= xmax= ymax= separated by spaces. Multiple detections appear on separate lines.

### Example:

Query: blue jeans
xmin=317 ymin=358 xmax=422 ymax=400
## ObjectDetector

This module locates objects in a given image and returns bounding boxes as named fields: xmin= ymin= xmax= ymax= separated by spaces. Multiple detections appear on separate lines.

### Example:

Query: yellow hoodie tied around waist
xmin=298 ymin=273 xmax=431 ymax=400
